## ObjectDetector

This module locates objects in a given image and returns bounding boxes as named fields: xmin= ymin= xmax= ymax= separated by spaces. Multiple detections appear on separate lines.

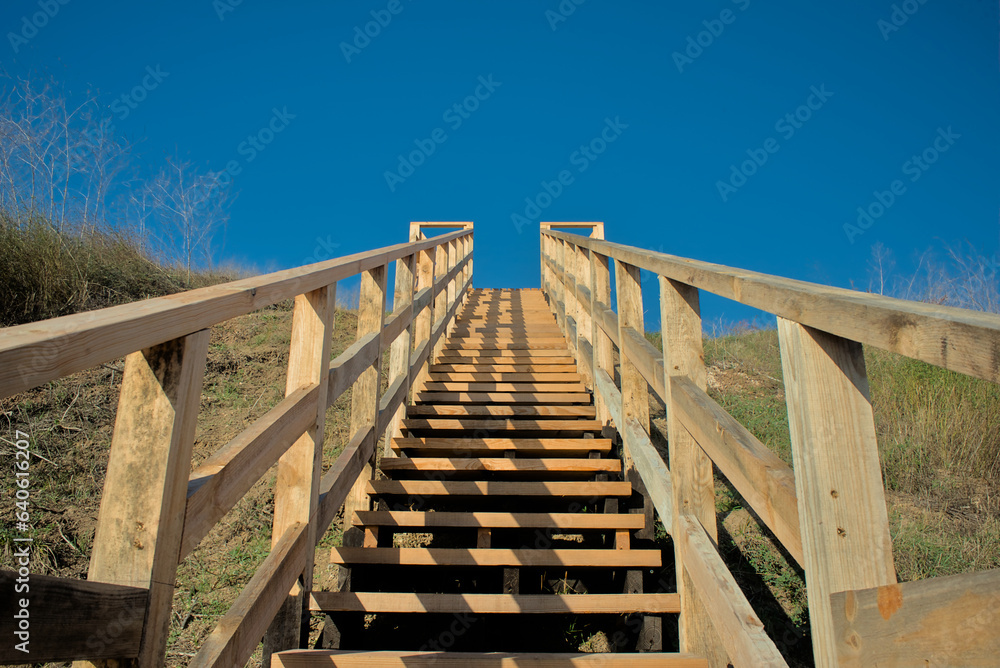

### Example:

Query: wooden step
xmin=309 ymin=592 xmax=679 ymax=614
xmin=431 ymin=364 xmax=578 ymax=373
xmin=437 ymin=349 xmax=571 ymax=357
xmin=273 ymin=651 xmax=707 ymax=667
xmin=352 ymin=511 xmax=644 ymax=530
xmin=366 ymin=480 xmax=630 ymax=497
xmin=379 ymin=457 xmax=620 ymax=473
xmin=391 ymin=437 xmax=612 ymax=456
xmin=330 ymin=547 xmax=660 ymax=567
xmin=415 ymin=392 xmax=592 ymax=404
xmin=427 ymin=373 xmax=582 ymax=383
xmin=442 ymin=342 xmax=568 ymax=350
xmin=402 ymin=419 xmax=602 ymax=431
xmin=405 ymin=405 xmax=596 ymax=418
xmin=419 ymin=384 xmax=589 ymax=393
xmin=435 ymin=356 xmax=577 ymax=366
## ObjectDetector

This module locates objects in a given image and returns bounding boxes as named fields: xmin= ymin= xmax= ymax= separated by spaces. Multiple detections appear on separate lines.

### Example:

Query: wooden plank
xmin=620 ymin=325 xmax=666 ymax=401
xmin=777 ymin=317 xmax=896 ymax=667
xmin=401 ymin=419 xmax=602 ymax=431
xmin=264 ymin=284 xmax=335 ymax=656
xmin=327 ymin=331 xmax=379 ymax=402
xmin=308 ymin=592 xmax=680 ymax=614
xmin=82 ymin=330 xmax=209 ymax=667
xmin=676 ymin=515 xmax=787 ymax=667
xmin=376 ymin=373 xmax=409 ymax=435
xmin=590 ymin=252 xmax=615 ymax=426
xmin=390 ymin=437 xmax=612 ymax=456
xmin=330 ymin=547 xmax=661 ymax=568
xmin=352 ymin=511 xmax=645 ymax=530
xmin=383 ymin=252 xmax=415 ymax=448
xmin=621 ymin=417 xmax=673 ymax=530
xmin=544 ymin=229 xmax=1000 ymax=384
xmin=367 ymin=480 xmax=631 ymax=497
xmin=273 ymin=650 xmax=707 ymax=667
xmin=659 ymin=276 xmax=726 ymax=664
xmin=189 ymin=523 xmax=309 ymax=668
xmin=442 ymin=341 xmax=569 ymax=350
xmin=670 ymin=375 xmax=802 ymax=567
xmin=422 ymin=382 xmax=587 ymax=392
xmin=378 ymin=457 xmax=621 ymax=473
xmin=830 ymin=568 xmax=1000 ymax=667
xmin=415 ymin=392 xmax=592 ymax=404
xmin=342 ymin=266 xmax=388 ymax=551
xmin=315 ymin=427 xmax=376 ymax=539
xmin=410 ymin=246 xmax=435 ymax=396
xmin=0 ymin=229 xmax=470 ymax=400
xmin=427 ymin=372 xmax=582 ymax=382
xmin=0 ymin=571 xmax=146 ymax=662
xmin=431 ymin=364 xmax=578 ymax=373
xmin=615 ymin=261 xmax=648 ymax=474
xmin=182 ymin=383 xmax=320 ymax=560
xmin=436 ymin=349 xmax=571 ymax=357
xmin=406 ymin=404 xmax=596 ymax=417
xmin=435 ymin=356 xmax=577 ymax=365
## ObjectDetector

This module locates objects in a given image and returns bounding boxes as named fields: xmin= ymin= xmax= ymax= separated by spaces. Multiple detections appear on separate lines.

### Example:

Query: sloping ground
xmin=0 ymin=302 xmax=363 ymax=666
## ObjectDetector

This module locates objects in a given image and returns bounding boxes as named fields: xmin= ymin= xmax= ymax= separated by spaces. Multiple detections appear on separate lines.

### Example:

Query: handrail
xmin=0 ymin=223 xmax=472 ymax=666
xmin=539 ymin=222 xmax=1000 ymax=668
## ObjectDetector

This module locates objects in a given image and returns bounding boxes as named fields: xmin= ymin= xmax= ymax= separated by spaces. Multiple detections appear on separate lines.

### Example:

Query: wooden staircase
xmin=274 ymin=289 xmax=706 ymax=666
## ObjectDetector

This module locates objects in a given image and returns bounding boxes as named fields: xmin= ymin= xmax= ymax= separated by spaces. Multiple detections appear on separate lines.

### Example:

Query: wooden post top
xmin=540 ymin=222 xmax=604 ymax=239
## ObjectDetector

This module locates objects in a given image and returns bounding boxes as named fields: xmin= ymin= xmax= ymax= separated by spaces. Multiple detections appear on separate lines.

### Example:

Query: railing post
xmin=591 ymin=251 xmax=614 ymax=428
xmin=432 ymin=242 xmax=449 ymax=360
xmin=660 ymin=277 xmax=728 ymax=665
xmin=341 ymin=265 xmax=388 ymax=552
xmin=552 ymin=238 xmax=567 ymax=334
xmin=615 ymin=260 xmax=649 ymax=474
xmin=76 ymin=330 xmax=209 ymax=667
xmin=263 ymin=285 xmax=336 ymax=657
xmin=777 ymin=318 xmax=896 ymax=667
xmin=573 ymin=243 xmax=593 ymax=388
xmin=384 ymin=254 xmax=415 ymax=453
xmin=412 ymin=247 xmax=435 ymax=396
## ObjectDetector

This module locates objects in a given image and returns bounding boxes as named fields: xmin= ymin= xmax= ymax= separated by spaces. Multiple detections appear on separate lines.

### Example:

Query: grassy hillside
xmin=648 ymin=327 xmax=1000 ymax=665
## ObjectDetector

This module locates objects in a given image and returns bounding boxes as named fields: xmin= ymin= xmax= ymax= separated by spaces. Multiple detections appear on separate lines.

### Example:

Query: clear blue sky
xmin=3 ymin=0 xmax=998 ymax=327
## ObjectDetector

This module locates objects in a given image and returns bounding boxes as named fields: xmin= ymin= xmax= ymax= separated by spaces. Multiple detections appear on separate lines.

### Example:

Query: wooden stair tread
xmin=427 ymin=373 xmax=583 ymax=382
xmin=367 ymin=480 xmax=630 ymax=496
xmin=391 ymin=437 xmax=612 ymax=455
xmin=352 ymin=511 xmax=644 ymax=529
xmin=430 ymin=364 xmax=579 ymax=372
xmin=272 ymin=651 xmax=707 ymax=667
xmin=378 ymin=457 xmax=620 ymax=473
xmin=308 ymin=592 xmax=680 ymax=614
xmin=415 ymin=392 xmax=592 ymax=404
xmin=406 ymin=405 xmax=596 ymax=417
xmin=422 ymin=383 xmax=588 ymax=392
xmin=330 ymin=547 xmax=661 ymax=567
xmin=402 ymin=419 xmax=602 ymax=431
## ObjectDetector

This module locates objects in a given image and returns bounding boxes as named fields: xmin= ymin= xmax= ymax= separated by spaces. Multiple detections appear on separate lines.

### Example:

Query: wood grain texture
xmin=309 ymin=592 xmax=680 ymax=614
xmin=82 ymin=330 xmax=209 ymax=667
xmin=0 ymin=571 xmax=147 ymax=663
xmin=330 ymin=547 xmax=661 ymax=568
xmin=830 ymin=569 xmax=1000 ymax=667
xmin=366 ymin=480 xmax=631 ymax=497
xmin=543 ymin=229 xmax=1000 ymax=384
xmin=677 ymin=516 xmax=787 ymax=667
xmin=671 ymin=375 xmax=802 ymax=567
xmin=352 ymin=510 xmax=644 ymax=529
xmin=0 ymin=229 xmax=470 ymax=400
xmin=778 ymin=317 xmax=896 ymax=667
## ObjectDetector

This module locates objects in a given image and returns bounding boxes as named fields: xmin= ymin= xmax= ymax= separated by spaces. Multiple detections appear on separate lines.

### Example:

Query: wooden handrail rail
xmin=541 ymin=223 xmax=1000 ymax=667
xmin=542 ymin=228 xmax=1000 ymax=383
xmin=0 ymin=228 xmax=471 ymax=400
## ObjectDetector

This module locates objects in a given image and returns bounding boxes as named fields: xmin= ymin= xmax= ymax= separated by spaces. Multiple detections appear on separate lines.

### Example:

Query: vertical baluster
xmin=591 ymin=251 xmax=614 ymax=428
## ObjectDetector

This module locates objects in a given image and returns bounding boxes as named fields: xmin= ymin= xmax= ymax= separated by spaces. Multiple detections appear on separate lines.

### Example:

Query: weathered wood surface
xmin=0 ymin=571 xmax=148 ymax=663
xmin=544 ymin=228 xmax=1000 ymax=383
xmin=273 ymin=650 xmax=708 ymax=667
xmin=0 ymin=229 xmax=470 ymax=400
xmin=778 ymin=318 xmax=896 ymax=666
xmin=309 ymin=592 xmax=680 ymax=614
xmin=330 ymin=547 xmax=661 ymax=568
xmin=352 ymin=510 xmax=644 ymax=529
xmin=830 ymin=568 xmax=1000 ymax=667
